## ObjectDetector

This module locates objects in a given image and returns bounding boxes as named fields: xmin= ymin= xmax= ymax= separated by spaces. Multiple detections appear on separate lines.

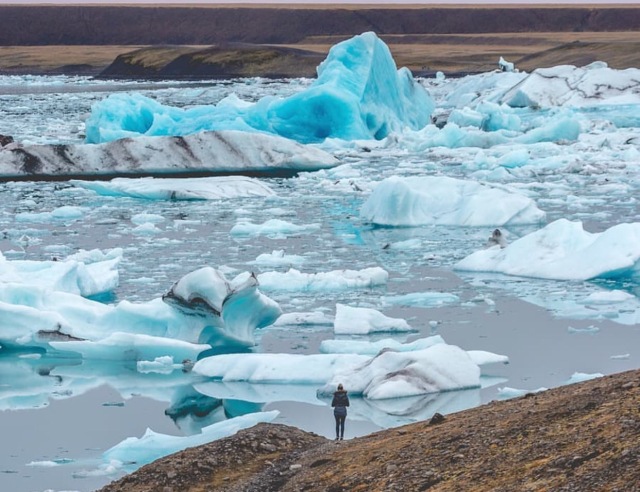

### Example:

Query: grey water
xmin=1 ymin=75 xmax=639 ymax=492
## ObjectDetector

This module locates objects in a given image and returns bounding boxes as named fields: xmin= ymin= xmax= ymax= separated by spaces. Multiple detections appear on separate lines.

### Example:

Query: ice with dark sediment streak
xmin=0 ymin=130 xmax=339 ymax=179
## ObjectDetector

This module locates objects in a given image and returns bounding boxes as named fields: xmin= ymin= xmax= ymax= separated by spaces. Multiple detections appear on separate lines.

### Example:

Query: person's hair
xmin=337 ymin=383 xmax=344 ymax=390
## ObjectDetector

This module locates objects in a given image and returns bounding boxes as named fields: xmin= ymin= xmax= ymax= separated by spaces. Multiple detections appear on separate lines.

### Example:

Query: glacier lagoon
xmin=2 ymin=33 xmax=640 ymax=491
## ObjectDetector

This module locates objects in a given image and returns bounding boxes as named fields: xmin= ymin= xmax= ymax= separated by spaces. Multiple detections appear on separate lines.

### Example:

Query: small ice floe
xmin=333 ymin=303 xmax=414 ymax=334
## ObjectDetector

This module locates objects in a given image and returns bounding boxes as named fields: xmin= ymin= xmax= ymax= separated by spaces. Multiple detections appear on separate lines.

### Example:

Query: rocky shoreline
xmin=99 ymin=368 xmax=640 ymax=492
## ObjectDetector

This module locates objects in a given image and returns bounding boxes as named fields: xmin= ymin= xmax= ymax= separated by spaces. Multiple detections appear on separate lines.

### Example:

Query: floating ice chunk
xmin=0 ymin=130 xmax=339 ymax=178
xmin=257 ymin=267 xmax=388 ymax=291
xmin=103 ymin=411 xmax=279 ymax=472
xmin=194 ymin=341 xmax=503 ymax=400
xmin=193 ymin=353 xmax=369 ymax=384
xmin=610 ymin=353 xmax=631 ymax=360
xmin=272 ymin=311 xmax=334 ymax=327
xmin=248 ymin=250 xmax=306 ymax=268
xmin=466 ymin=350 xmax=509 ymax=366
xmin=497 ymin=386 xmax=547 ymax=400
xmin=320 ymin=335 xmax=446 ymax=355
xmin=565 ymin=372 xmax=603 ymax=385
xmin=383 ymin=292 xmax=459 ymax=308
xmin=568 ymin=325 xmax=600 ymax=334
xmin=50 ymin=333 xmax=208 ymax=362
xmin=131 ymin=213 xmax=166 ymax=225
xmin=84 ymin=32 xmax=433 ymax=145
xmin=72 ymin=176 xmax=276 ymax=201
xmin=16 ymin=205 xmax=87 ymax=223
xmin=360 ymin=176 xmax=546 ymax=227
xmin=230 ymin=219 xmax=320 ymax=238
xmin=501 ymin=63 xmax=640 ymax=108
xmin=579 ymin=290 xmax=635 ymax=305
xmin=333 ymin=303 xmax=413 ymax=334
xmin=498 ymin=56 xmax=516 ymax=73
xmin=133 ymin=222 xmax=161 ymax=235
xmin=321 ymin=344 xmax=483 ymax=400
xmin=0 ymin=247 xmax=121 ymax=297
xmin=455 ymin=218 xmax=640 ymax=281
xmin=137 ymin=356 xmax=181 ymax=374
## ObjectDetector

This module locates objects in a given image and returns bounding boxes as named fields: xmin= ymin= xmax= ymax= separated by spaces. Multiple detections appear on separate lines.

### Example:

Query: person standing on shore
xmin=331 ymin=383 xmax=350 ymax=441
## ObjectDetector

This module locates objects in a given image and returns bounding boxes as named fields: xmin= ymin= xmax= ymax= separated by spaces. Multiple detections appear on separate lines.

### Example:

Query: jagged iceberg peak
xmin=163 ymin=267 xmax=282 ymax=344
xmin=84 ymin=32 xmax=433 ymax=145
xmin=501 ymin=61 xmax=640 ymax=108
xmin=454 ymin=218 xmax=640 ymax=281
xmin=360 ymin=175 xmax=546 ymax=227
xmin=0 ymin=266 xmax=281 ymax=355
xmin=267 ymin=31 xmax=434 ymax=141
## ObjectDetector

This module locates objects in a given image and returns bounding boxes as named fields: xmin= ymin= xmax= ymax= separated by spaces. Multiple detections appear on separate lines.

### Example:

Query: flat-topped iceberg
xmin=84 ymin=32 xmax=433 ymax=145
xmin=257 ymin=267 xmax=388 ymax=292
xmin=454 ymin=218 xmax=640 ymax=281
xmin=71 ymin=176 xmax=276 ymax=200
xmin=0 ymin=130 xmax=338 ymax=179
xmin=193 ymin=340 xmax=507 ymax=400
xmin=0 ymin=247 xmax=121 ymax=297
xmin=361 ymin=175 xmax=546 ymax=227
xmin=333 ymin=303 xmax=414 ymax=334
xmin=501 ymin=62 xmax=640 ymax=108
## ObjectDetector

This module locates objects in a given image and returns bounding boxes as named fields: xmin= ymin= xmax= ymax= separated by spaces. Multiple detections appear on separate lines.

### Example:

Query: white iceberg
xmin=71 ymin=176 xmax=276 ymax=200
xmin=360 ymin=176 xmax=546 ymax=227
xmin=333 ymin=303 xmax=413 ymax=334
xmin=0 ymin=247 xmax=121 ymax=297
xmin=455 ymin=218 xmax=640 ymax=281
xmin=501 ymin=62 xmax=640 ymax=108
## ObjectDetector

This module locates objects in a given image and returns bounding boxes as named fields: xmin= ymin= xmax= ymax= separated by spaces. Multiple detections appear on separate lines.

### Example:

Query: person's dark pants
xmin=335 ymin=414 xmax=346 ymax=439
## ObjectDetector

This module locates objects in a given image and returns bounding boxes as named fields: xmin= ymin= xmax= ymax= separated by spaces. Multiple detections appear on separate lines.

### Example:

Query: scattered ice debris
xmin=360 ymin=176 xmax=545 ymax=227
xmin=333 ymin=303 xmax=414 ymax=334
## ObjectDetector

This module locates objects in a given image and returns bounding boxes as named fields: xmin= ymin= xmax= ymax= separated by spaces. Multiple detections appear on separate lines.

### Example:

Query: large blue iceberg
xmin=85 ymin=32 xmax=434 ymax=144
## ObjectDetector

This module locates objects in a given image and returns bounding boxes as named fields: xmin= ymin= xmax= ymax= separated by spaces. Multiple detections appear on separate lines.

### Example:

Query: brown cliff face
xmin=99 ymin=368 xmax=640 ymax=492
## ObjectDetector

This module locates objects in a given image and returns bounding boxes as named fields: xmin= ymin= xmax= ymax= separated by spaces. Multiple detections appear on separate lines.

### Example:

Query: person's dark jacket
xmin=331 ymin=390 xmax=350 ymax=416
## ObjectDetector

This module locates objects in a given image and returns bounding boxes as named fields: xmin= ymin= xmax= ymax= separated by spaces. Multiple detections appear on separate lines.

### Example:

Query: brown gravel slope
xmin=100 ymin=368 xmax=640 ymax=492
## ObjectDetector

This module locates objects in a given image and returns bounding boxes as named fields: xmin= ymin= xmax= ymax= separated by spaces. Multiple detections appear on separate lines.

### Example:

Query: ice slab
xmin=71 ymin=176 xmax=276 ymax=200
xmin=257 ymin=267 xmax=388 ymax=292
xmin=361 ymin=176 xmax=546 ymax=227
xmin=0 ymin=130 xmax=339 ymax=179
xmin=333 ymin=303 xmax=414 ymax=334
